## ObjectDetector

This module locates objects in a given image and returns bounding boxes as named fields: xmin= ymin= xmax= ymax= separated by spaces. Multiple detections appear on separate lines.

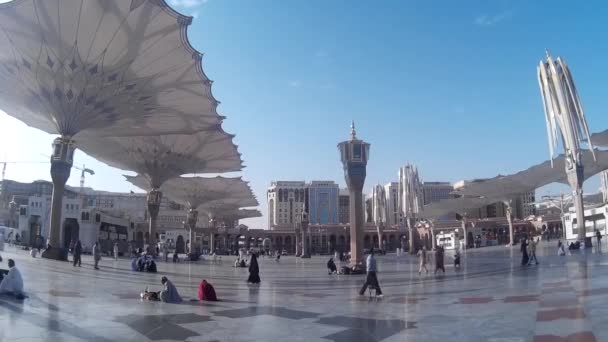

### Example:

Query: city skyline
xmin=2 ymin=0 xmax=608 ymax=228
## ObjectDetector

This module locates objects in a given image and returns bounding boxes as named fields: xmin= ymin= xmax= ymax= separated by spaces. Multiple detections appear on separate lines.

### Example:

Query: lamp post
xmin=338 ymin=121 xmax=370 ymax=265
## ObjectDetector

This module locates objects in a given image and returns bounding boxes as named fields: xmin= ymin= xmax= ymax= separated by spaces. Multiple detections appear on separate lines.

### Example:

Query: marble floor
xmin=1 ymin=241 xmax=607 ymax=342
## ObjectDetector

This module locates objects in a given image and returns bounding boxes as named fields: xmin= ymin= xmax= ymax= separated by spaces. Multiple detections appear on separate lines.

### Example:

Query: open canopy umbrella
xmin=77 ymin=131 xmax=243 ymax=245
xmin=0 ymin=0 xmax=226 ymax=258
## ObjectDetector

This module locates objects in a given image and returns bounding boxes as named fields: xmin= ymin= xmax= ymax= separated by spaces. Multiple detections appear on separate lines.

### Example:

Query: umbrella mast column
xmin=295 ymin=226 xmax=301 ymax=256
xmin=300 ymin=213 xmax=311 ymax=258
xmin=504 ymin=200 xmax=515 ymax=245
xmin=567 ymin=158 xmax=586 ymax=240
xmin=407 ymin=217 xmax=416 ymax=254
xmin=460 ymin=214 xmax=468 ymax=250
xmin=147 ymin=189 xmax=162 ymax=252
xmin=187 ymin=209 xmax=198 ymax=255
xmin=43 ymin=137 xmax=75 ymax=260
xmin=209 ymin=217 xmax=217 ymax=254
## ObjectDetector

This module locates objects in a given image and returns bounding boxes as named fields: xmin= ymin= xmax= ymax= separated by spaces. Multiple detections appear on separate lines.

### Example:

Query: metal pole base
xmin=41 ymin=247 xmax=69 ymax=261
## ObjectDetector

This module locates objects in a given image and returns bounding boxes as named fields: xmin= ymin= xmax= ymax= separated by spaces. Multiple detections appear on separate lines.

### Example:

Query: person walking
xmin=418 ymin=246 xmax=429 ymax=275
xmin=520 ymin=237 xmax=529 ymax=266
xmin=528 ymin=238 xmax=539 ymax=265
xmin=247 ymin=253 xmax=261 ymax=284
xmin=434 ymin=246 xmax=445 ymax=274
xmin=596 ymin=229 xmax=602 ymax=251
xmin=72 ymin=240 xmax=82 ymax=267
xmin=92 ymin=241 xmax=101 ymax=270
xmin=359 ymin=248 xmax=383 ymax=297
xmin=113 ymin=242 xmax=119 ymax=260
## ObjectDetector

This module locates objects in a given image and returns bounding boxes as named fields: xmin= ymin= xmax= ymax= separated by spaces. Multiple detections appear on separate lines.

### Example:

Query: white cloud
xmin=474 ymin=10 xmax=513 ymax=26
xmin=168 ymin=0 xmax=208 ymax=8
xmin=288 ymin=80 xmax=301 ymax=88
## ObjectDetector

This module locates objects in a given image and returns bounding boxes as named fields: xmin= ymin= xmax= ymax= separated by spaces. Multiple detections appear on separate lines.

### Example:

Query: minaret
xmin=338 ymin=121 xmax=370 ymax=264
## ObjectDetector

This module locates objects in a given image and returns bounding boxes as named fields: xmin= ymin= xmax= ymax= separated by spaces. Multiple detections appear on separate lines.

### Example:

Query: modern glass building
xmin=307 ymin=181 xmax=339 ymax=225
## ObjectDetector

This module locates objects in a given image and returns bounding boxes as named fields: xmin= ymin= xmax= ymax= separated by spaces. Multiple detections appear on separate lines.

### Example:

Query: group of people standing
xmin=417 ymin=245 xmax=451 ymax=275
xmin=520 ymin=237 xmax=540 ymax=266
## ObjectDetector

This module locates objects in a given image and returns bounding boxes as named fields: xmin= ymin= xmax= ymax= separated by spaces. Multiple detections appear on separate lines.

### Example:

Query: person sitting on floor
xmin=198 ymin=279 xmax=218 ymax=301
xmin=0 ymin=259 xmax=24 ymax=299
xmin=327 ymin=257 xmax=337 ymax=274
xmin=350 ymin=262 xmax=366 ymax=275
xmin=569 ymin=241 xmax=581 ymax=250
xmin=453 ymin=250 xmax=461 ymax=269
xmin=159 ymin=276 xmax=182 ymax=303
xmin=558 ymin=240 xmax=566 ymax=256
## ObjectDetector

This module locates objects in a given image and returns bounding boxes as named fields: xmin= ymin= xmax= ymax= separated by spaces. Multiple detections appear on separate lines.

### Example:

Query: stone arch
xmin=176 ymin=235 xmax=185 ymax=254
xmin=285 ymin=236 xmax=292 ymax=253
xmin=329 ymin=234 xmax=337 ymax=252
xmin=364 ymin=235 xmax=371 ymax=249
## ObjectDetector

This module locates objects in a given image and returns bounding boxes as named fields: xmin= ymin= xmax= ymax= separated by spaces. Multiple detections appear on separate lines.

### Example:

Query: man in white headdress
xmin=0 ymin=259 xmax=23 ymax=297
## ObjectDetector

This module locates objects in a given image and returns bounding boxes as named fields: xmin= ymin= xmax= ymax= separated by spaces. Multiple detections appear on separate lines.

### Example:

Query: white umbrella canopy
xmin=78 ymin=130 xmax=243 ymax=189
xmin=125 ymin=174 xmax=255 ymax=209
xmin=454 ymin=150 xmax=608 ymax=199
xmin=0 ymin=0 xmax=223 ymax=138
xmin=589 ymin=130 xmax=608 ymax=148
xmin=207 ymin=208 xmax=262 ymax=222
xmin=198 ymin=197 xmax=260 ymax=213
xmin=422 ymin=196 xmax=500 ymax=219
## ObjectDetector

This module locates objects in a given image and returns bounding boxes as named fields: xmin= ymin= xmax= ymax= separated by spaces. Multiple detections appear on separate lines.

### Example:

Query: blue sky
xmin=1 ymin=0 xmax=608 ymax=227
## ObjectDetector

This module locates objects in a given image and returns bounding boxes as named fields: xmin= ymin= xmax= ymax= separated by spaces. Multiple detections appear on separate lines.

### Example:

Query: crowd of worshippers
xmin=140 ymin=277 xmax=218 ymax=303
xmin=140 ymin=253 xmax=263 ymax=304
xmin=131 ymin=253 xmax=157 ymax=273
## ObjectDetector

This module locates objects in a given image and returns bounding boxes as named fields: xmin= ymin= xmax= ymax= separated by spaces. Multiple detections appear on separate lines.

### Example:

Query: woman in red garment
xmin=198 ymin=279 xmax=218 ymax=301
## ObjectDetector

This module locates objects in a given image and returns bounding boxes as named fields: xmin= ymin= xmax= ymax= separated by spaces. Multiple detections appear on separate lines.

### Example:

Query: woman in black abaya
xmin=520 ymin=237 xmax=529 ymax=266
xmin=247 ymin=253 xmax=261 ymax=284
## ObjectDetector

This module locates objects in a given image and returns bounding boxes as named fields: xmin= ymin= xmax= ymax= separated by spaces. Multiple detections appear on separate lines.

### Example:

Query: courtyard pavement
xmin=0 ymin=241 xmax=606 ymax=342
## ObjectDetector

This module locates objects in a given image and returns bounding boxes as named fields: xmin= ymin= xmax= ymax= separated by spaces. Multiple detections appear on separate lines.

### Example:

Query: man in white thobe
xmin=0 ymin=259 xmax=23 ymax=296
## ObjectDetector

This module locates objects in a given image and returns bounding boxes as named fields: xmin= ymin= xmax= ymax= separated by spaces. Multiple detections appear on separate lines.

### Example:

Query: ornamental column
xmin=42 ymin=137 xmax=75 ymax=261
xmin=301 ymin=212 xmax=310 ymax=258
xmin=147 ymin=189 xmax=162 ymax=251
xmin=187 ymin=208 xmax=198 ymax=255
xmin=338 ymin=121 xmax=370 ymax=265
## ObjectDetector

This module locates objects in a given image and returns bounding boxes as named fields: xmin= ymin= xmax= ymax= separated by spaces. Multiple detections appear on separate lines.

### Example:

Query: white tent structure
xmin=372 ymin=183 xmax=387 ymax=250
xmin=538 ymin=51 xmax=596 ymax=240
xmin=422 ymin=195 xmax=501 ymax=249
xmin=125 ymin=175 xmax=256 ymax=252
xmin=0 ymin=0 xmax=225 ymax=259
xmin=452 ymin=150 xmax=608 ymax=243
xmin=399 ymin=163 xmax=424 ymax=253
xmin=79 ymin=131 xmax=243 ymax=246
